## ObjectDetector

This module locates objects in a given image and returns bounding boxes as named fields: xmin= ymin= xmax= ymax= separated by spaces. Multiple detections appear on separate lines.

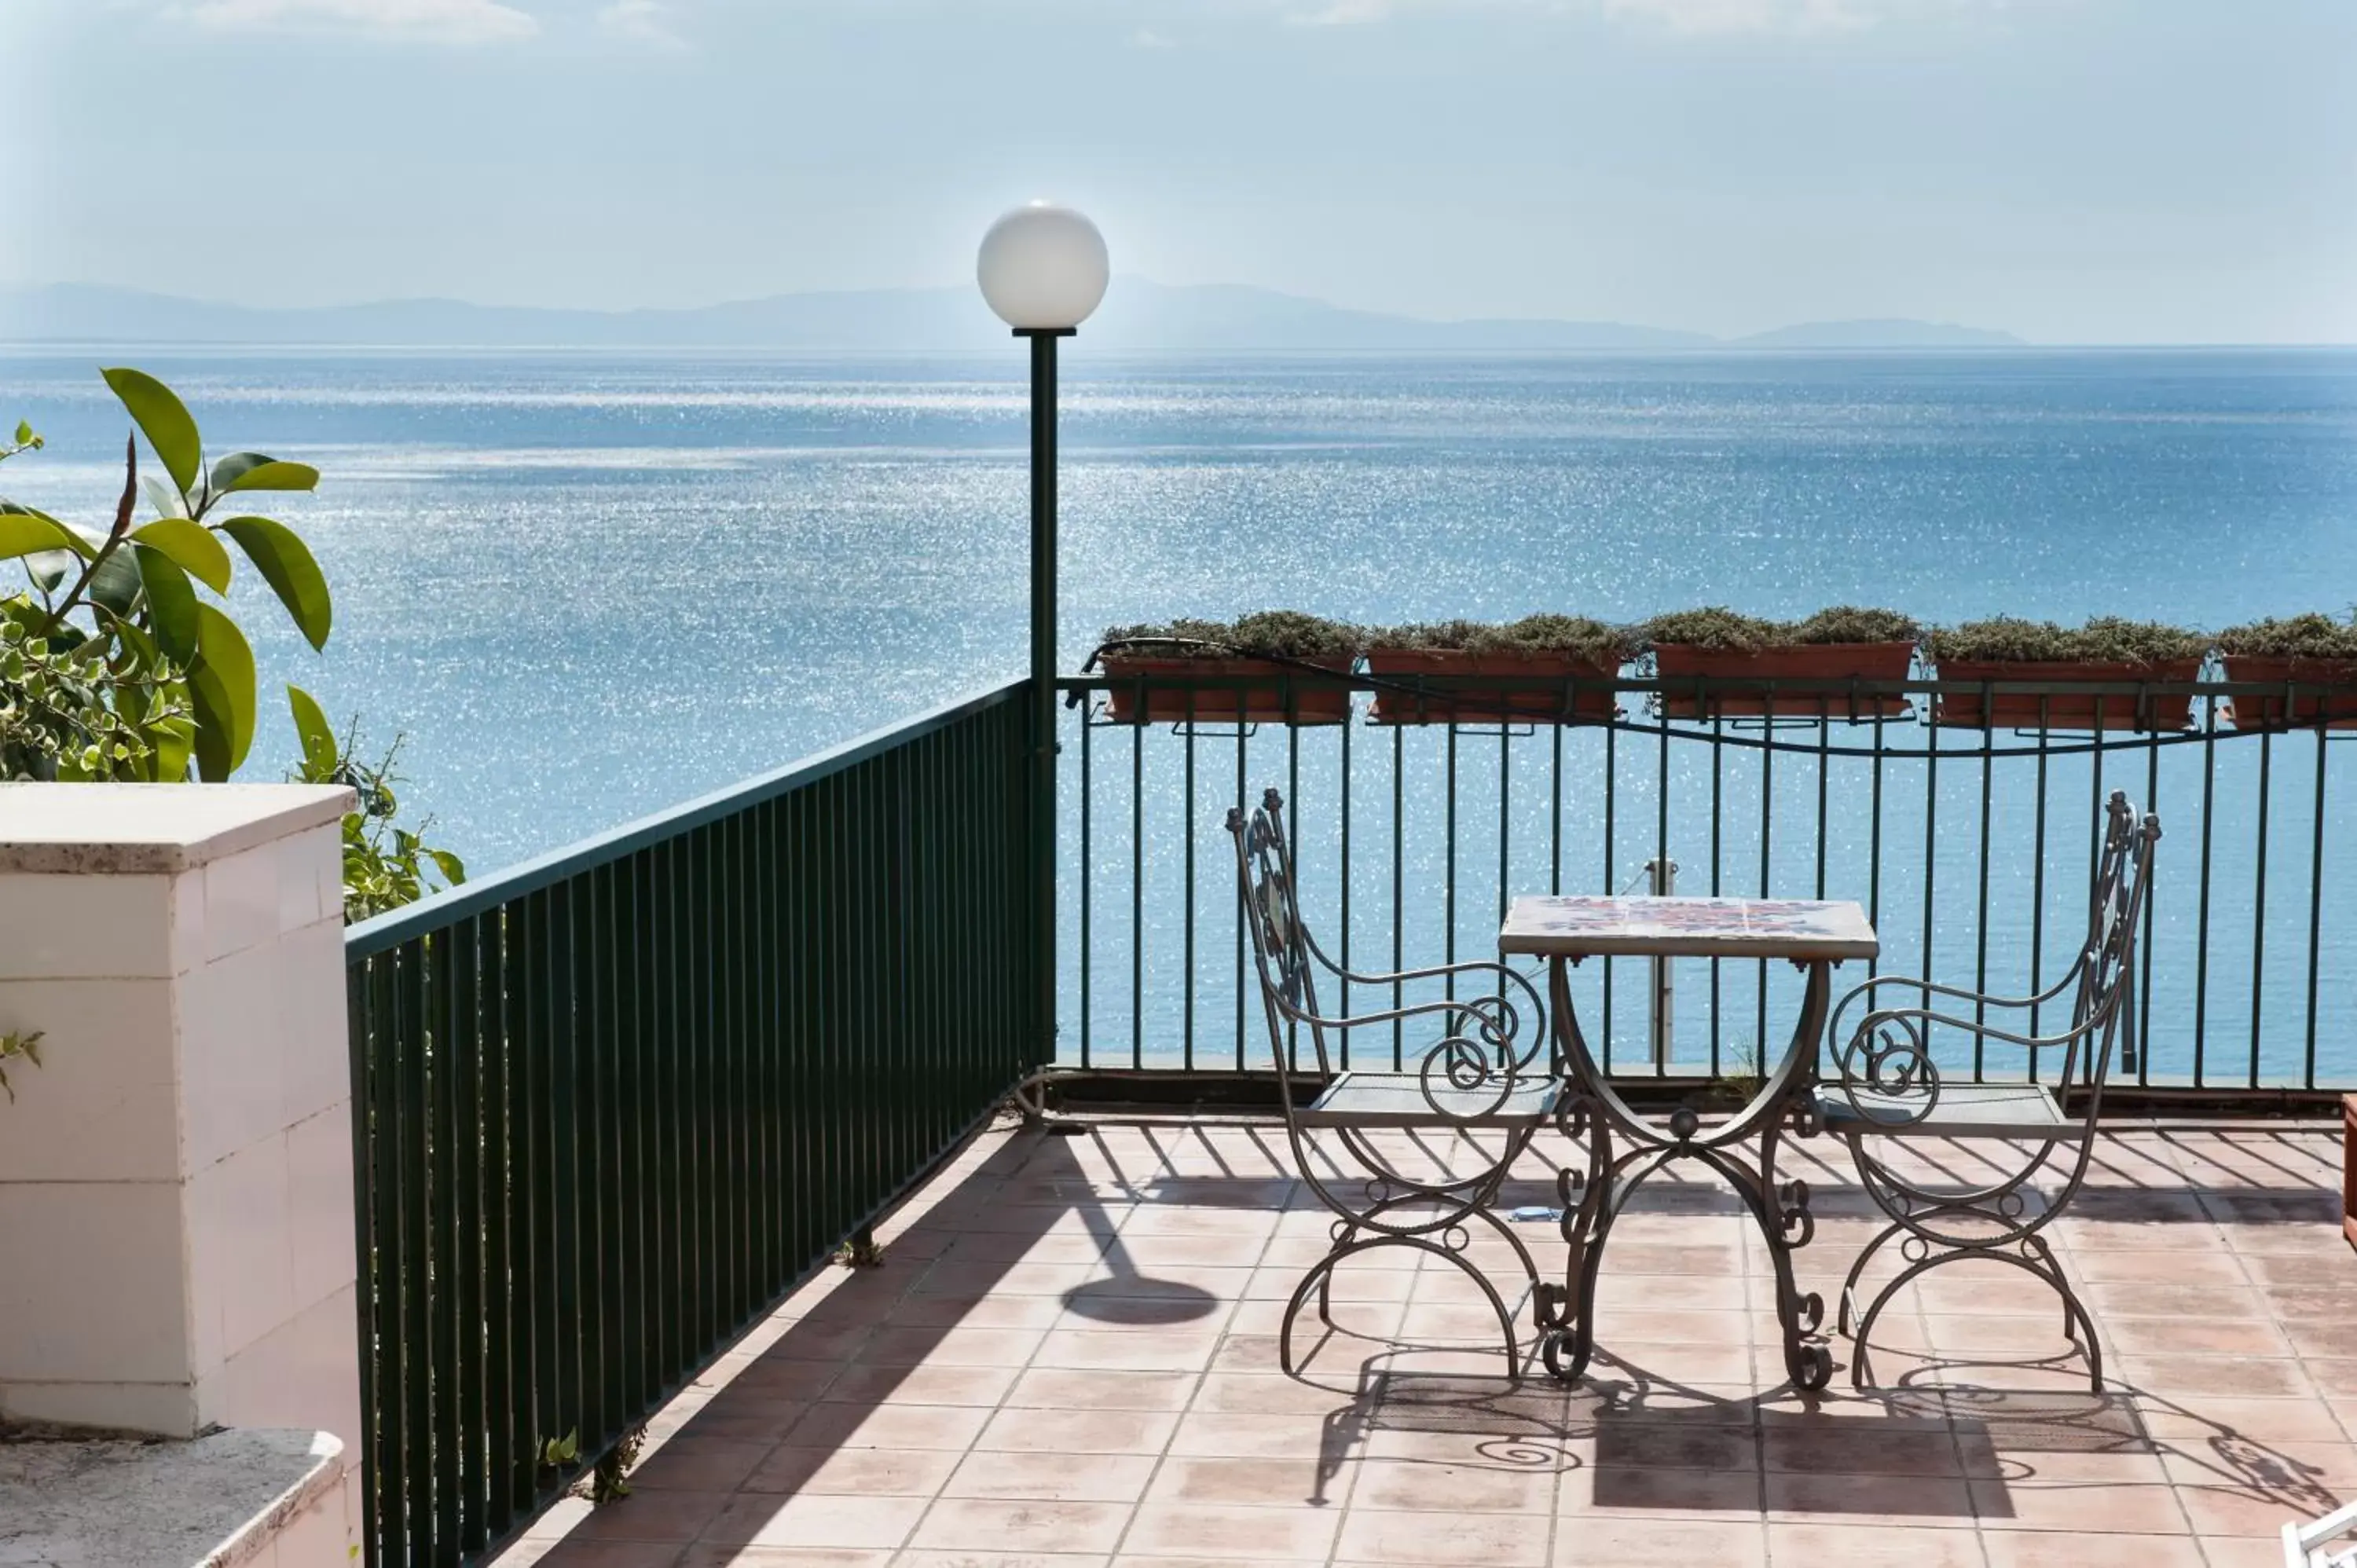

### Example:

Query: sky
xmin=3 ymin=0 xmax=2353 ymax=343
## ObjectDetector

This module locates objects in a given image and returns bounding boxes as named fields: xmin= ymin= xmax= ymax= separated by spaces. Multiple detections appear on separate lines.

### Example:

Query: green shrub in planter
xmin=1644 ymin=606 xmax=1920 ymax=720
xmin=1928 ymin=617 xmax=2210 ymax=731
xmin=1095 ymin=611 xmax=1362 ymax=724
xmin=2216 ymin=613 xmax=2357 ymax=730
xmin=1365 ymin=615 xmax=1633 ymax=724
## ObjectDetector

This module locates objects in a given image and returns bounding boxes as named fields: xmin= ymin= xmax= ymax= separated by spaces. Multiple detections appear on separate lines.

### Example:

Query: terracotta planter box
xmin=2220 ymin=654 xmax=2357 ymax=731
xmin=1099 ymin=654 xmax=1354 ymax=726
xmin=1652 ymin=641 xmax=1915 ymax=720
xmin=1934 ymin=658 xmax=2203 ymax=731
xmin=1364 ymin=649 xmax=1620 ymax=725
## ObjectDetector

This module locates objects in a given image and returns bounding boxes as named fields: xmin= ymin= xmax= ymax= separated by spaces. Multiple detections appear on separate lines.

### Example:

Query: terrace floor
xmin=500 ymin=1115 xmax=2357 ymax=1568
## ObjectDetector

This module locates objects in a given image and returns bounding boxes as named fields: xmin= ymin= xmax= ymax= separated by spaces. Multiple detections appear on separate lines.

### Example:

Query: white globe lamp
xmin=977 ymin=202 xmax=1109 ymax=331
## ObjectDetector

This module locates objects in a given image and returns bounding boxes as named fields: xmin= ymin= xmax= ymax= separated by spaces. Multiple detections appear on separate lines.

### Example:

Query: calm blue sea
xmin=5 ymin=347 xmax=2355 ymax=1083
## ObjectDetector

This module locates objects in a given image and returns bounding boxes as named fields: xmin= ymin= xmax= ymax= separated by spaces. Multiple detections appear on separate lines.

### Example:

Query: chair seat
xmin=1299 ymin=1070 xmax=1562 ymax=1129
xmin=1817 ymin=1081 xmax=2068 ymax=1138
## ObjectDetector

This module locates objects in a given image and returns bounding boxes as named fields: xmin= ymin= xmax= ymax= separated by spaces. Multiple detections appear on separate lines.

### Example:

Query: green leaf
xmin=13 ymin=420 xmax=30 ymax=445
xmin=87 ymin=548 xmax=145 ymax=619
xmin=133 ymin=544 xmax=200 ymax=665
xmin=148 ymin=713 xmax=196 ymax=783
xmin=288 ymin=683 xmax=339 ymax=779
xmin=101 ymin=368 xmax=203 ymax=500
xmin=132 ymin=518 xmax=233 ymax=594
xmin=0 ymin=508 xmax=88 ymax=562
xmin=217 ymin=516 xmax=331 ymax=651
xmin=141 ymin=474 xmax=186 ymax=522
xmin=211 ymin=453 xmax=321 ymax=494
xmin=427 ymin=848 xmax=467 ymax=885
xmin=187 ymin=604 xmax=256 ymax=781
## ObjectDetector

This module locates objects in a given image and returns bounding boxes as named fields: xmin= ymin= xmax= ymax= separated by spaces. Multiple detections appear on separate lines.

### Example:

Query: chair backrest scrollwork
xmin=2062 ymin=790 xmax=2160 ymax=1099
xmin=1226 ymin=789 xmax=1336 ymax=1078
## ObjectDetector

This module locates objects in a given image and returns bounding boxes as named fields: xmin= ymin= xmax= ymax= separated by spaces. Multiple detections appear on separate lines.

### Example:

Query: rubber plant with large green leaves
xmin=2 ymin=368 xmax=463 ymax=924
xmin=1 ymin=368 xmax=328 ymax=782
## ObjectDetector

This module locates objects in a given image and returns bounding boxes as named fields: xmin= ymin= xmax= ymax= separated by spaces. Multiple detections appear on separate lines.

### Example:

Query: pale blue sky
xmin=5 ymin=0 xmax=2353 ymax=342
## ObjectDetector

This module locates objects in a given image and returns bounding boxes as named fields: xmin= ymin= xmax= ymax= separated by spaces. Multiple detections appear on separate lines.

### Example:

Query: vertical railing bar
xmin=1340 ymin=716 xmax=1353 ymax=1064
xmin=1131 ymin=709 xmax=1144 ymax=1071
xmin=1756 ymin=687 xmax=1773 ymax=1073
xmin=2029 ymin=706 xmax=2050 ymax=1042
xmin=1602 ymin=720 xmax=1616 ymax=1073
xmin=1974 ymin=721 xmax=1994 ymax=1046
xmin=2137 ymin=724 xmax=2161 ymax=1081
xmin=449 ymin=913 xmax=485 ymax=1553
xmin=2194 ymin=698 xmax=2218 ymax=1087
xmin=365 ymin=954 xmax=407 ymax=1566
xmin=397 ymin=936 xmax=432 ymax=1555
xmin=1708 ymin=709 xmax=1723 ymax=1076
xmin=2304 ymin=725 xmax=2327 ymax=1090
xmin=1391 ymin=724 xmax=1404 ymax=1068
xmin=1079 ymin=698 xmax=1091 ymax=1070
xmin=1184 ymin=712 xmax=1197 ymax=1072
xmin=1444 ymin=722 xmax=1459 ymax=995
xmin=2249 ymin=727 xmax=2273 ymax=1088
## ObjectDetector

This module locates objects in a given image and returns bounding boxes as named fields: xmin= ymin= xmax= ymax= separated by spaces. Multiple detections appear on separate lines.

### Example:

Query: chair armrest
xmin=1830 ymin=963 xmax=2084 ymax=1055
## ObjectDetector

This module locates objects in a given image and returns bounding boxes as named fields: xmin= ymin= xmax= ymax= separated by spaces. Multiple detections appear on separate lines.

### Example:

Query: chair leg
xmin=1837 ymin=1216 xmax=1912 ymax=1338
xmin=1280 ymin=1233 xmax=1523 ymax=1385
xmin=1848 ymin=1239 xmax=2104 ymax=1393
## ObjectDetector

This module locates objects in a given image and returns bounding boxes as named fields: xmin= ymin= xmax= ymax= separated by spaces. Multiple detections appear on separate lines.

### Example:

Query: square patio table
xmin=1499 ymin=894 xmax=1878 ymax=1390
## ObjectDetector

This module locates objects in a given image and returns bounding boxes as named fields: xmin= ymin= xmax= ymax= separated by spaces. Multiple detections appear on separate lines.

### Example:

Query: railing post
xmin=1648 ymin=857 xmax=1677 ymax=1071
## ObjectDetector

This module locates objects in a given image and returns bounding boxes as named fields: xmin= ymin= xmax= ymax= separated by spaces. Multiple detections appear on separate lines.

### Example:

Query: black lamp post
xmin=977 ymin=202 xmax=1109 ymax=1068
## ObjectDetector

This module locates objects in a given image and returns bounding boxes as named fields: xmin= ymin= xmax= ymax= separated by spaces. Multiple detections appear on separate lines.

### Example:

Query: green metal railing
xmin=344 ymin=681 xmax=1041 ymax=1568
xmin=1058 ymin=665 xmax=2357 ymax=1094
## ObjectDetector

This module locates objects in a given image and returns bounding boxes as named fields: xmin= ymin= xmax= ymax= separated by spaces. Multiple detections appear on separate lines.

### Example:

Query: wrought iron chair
xmin=1816 ymin=789 xmax=2161 ymax=1391
xmin=1226 ymin=788 xmax=1563 ymax=1381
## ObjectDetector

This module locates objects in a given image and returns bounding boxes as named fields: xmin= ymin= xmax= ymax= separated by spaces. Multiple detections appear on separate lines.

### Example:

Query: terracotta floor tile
xmin=627 ymin=1438 xmax=778 ymax=1493
xmin=1349 ymin=1457 xmax=1556 ymax=1512
xmin=1967 ymin=1478 xmax=2187 ymax=1533
xmin=1760 ymin=1425 xmax=1963 ymax=1477
xmin=1545 ymin=1518 xmax=1765 ymax=1566
xmin=1978 ymin=1533 xmax=2203 ymax=1568
xmin=1330 ymin=1506 xmax=1548 ymax=1566
xmin=977 ymin=1406 xmax=1182 ymax=1456
xmin=942 ymin=1451 xmax=1160 ymax=1504
xmin=1004 ymin=1368 xmax=1198 ymax=1412
xmin=2102 ymin=1317 xmax=2293 ymax=1357
xmin=698 ymin=1492 xmax=927 ymax=1551
xmin=2113 ymin=1354 xmax=2315 ymax=1400
xmin=568 ymin=1489 xmax=736 ymax=1544
xmin=1166 ymin=1410 xmax=1348 ymax=1461
xmin=896 ymin=1555 xmax=1110 ymax=1568
xmin=1582 ymin=1420 xmax=1757 ymax=1474
xmin=1765 ymin=1522 xmax=1985 ymax=1566
xmin=519 ymin=1544 xmax=687 ymax=1568
xmin=1032 ymin=1328 xmax=1223 ymax=1372
xmin=1563 ymin=1466 xmax=1764 ymax=1517
xmin=2070 ymin=1250 xmax=2245 ymax=1285
xmin=781 ymin=1402 xmax=994 ymax=1453
xmin=887 ymin=1292 xmax=1073 ymax=1330
xmin=904 ymin=1498 xmax=1132 ymax=1555
xmin=741 ymin=1445 xmax=963 ymax=1497
xmin=852 ymin=1325 xmax=1050 ymax=1368
xmin=819 ymin=1363 xmax=1020 ymax=1409
xmin=1142 ymin=1455 xmax=1352 ymax=1508
xmin=1761 ymin=1472 xmax=1975 ymax=1526
xmin=1123 ymin=1501 xmax=1345 ymax=1561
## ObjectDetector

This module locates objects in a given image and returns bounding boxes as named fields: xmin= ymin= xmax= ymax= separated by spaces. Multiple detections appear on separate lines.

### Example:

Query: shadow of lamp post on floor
xmin=977 ymin=200 xmax=1109 ymax=1075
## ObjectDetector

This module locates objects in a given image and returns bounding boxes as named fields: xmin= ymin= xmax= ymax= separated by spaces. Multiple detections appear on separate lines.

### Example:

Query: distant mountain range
xmin=0 ymin=279 xmax=2025 ymax=352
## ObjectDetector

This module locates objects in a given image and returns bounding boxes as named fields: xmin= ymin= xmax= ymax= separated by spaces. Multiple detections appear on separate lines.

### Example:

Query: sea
xmin=4 ymin=346 xmax=2355 ymax=1083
